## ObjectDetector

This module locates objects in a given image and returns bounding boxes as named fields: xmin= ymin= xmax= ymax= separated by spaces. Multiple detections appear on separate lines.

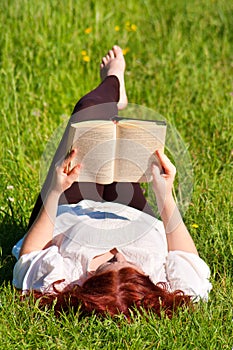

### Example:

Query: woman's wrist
xmin=46 ymin=190 xmax=62 ymax=210
xmin=155 ymin=190 xmax=174 ymax=210
xmin=43 ymin=187 xmax=61 ymax=209
xmin=49 ymin=188 xmax=62 ymax=198
xmin=157 ymin=194 xmax=183 ymax=234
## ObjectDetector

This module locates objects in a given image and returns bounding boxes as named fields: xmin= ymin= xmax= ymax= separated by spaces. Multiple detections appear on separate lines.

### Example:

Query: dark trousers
xmin=28 ymin=76 xmax=154 ymax=228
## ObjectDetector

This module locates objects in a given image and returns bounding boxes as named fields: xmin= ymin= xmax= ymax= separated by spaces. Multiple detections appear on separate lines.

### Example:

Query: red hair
xmin=32 ymin=267 xmax=191 ymax=319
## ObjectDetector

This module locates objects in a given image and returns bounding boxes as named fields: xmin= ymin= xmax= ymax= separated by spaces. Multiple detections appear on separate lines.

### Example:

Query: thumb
xmin=152 ymin=163 xmax=161 ymax=177
xmin=68 ymin=164 xmax=81 ymax=181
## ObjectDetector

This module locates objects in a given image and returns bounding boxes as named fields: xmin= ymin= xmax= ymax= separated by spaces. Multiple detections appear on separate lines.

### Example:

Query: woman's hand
xmin=52 ymin=149 xmax=81 ymax=195
xmin=152 ymin=149 xmax=176 ymax=203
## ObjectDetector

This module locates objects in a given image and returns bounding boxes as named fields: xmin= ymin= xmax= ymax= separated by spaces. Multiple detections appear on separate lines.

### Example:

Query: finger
xmin=151 ymin=164 xmax=167 ymax=200
xmin=62 ymin=149 xmax=78 ymax=175
xmin=151 ymin=163 xmax=161 ymax=179
xmin=67 ymin=163 xmax=81 ymax=181
xmin=65 ymin=148 xmax=77 ymax=161
xmin=63 ymin=149 xmax=77 ymax=167
xmin=155 ymin=150 xmax=176 ymax=175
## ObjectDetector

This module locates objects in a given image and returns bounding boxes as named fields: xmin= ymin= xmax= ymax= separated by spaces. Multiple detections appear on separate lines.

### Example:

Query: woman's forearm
xmin=19 ymin=149 xmax=81 ymax=257
xmin=19 ymin=190 xmax=60 ymax=256
xmin=152 ymin=150 xmax=198 ymax=255
xmin=157 ymin=193 xmax=198 ymax=255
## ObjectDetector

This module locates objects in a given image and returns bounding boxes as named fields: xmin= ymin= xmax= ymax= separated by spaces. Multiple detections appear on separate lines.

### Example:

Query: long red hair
xmin=32 ymin=267 xmax=191 ymax=319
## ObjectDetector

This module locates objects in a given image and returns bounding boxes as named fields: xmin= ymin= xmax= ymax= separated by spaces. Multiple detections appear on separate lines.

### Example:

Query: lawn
xmin=0 ymin=0 xmax=232 ymax=348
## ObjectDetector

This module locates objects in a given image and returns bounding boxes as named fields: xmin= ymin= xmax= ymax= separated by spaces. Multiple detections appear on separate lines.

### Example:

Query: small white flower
xmin=32 ymin=109 xmax=41 ymax=117
xmin=8 ymin=197 xmax=14 ymax=202
xmin=7 ymin=185 xmax=14 ymax=190
xmin=60 ymin=114 xmax=69 ymax=120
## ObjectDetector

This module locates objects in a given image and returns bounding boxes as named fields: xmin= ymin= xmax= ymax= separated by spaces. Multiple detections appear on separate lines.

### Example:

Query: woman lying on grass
xmin=12 ymin=45 xmax=211 ymax=319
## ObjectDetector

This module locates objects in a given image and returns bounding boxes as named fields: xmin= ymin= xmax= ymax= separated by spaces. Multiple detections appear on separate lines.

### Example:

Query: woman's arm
xmin=152 ymin=150 xmax=198 ymax=255
xmin=19 ymin=150 xmax=81 ymax=257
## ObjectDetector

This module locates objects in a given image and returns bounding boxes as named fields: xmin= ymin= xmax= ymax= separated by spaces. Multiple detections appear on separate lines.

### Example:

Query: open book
xmin=66 ymin=117 xmax=167 ymax=184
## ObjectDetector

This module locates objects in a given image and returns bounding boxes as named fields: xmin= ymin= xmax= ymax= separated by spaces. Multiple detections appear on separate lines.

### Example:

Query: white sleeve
xmin=165 ymin=250 xmax=212 ymax=301
xmin=12 ymin=246 xmax=68 ymax=293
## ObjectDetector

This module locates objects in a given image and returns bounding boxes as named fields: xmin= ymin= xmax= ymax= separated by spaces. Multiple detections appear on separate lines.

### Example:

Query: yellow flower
xmin=191 ymin=223 xmax=199 ymax=229
xmin=122 ymin=47 xmax=130 ymax=55
xmin=125 ymin=21 xmax=131 ymax=31
xmin=125 ymin=22 xmax=137 ymax=32
xmin=81 ymin=50 xmax=87 ymax=56
xmin=131 ymin=24 xmax=137 ymax=31
xmin=83 ymin=55 xmax=90 ymax=62
xmin=84 ymin=27 xmax=92 ymax=34
xmin=114 ymin=25 xmax=120 ymax=32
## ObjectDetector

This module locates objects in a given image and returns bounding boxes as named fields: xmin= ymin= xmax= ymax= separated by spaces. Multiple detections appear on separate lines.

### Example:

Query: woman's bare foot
xmin=100 ymin=45 xmax=128 ymax=110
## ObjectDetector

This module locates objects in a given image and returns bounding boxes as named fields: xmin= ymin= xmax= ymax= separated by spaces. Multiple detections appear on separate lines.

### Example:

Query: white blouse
xmin=12 ymin=200 xmax=212 ymax=300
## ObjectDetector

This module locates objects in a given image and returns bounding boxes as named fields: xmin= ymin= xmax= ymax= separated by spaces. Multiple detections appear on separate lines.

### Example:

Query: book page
xmin=114 ymin=121 xmax=166 ymax=182
xmin=68 ymin=120 xmax=116 ymax=184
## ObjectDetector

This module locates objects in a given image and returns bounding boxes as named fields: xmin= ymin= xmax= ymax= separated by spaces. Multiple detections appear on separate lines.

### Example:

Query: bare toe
xmin=113 ymin=45 xmax=124 ymax=57
xmin=108 ymin=50 xmax=115 ymax=59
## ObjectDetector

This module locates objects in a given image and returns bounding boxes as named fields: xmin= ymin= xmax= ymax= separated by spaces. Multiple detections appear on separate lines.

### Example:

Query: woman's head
xmin=35 ymin=266 xmax=191 ymax=319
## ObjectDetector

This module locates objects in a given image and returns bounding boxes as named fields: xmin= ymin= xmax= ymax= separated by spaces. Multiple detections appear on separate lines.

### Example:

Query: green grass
xmin=0 ymin=0 xmax=233 ymax=348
